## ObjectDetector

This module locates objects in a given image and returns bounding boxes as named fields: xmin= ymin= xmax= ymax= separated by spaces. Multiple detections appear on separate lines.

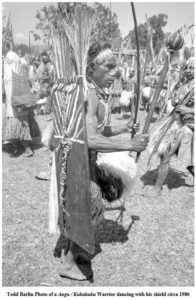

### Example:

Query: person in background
xmin=147 ymin=57 xmax=194 ymax=195
xmin=3 ymin=43 xmax=32 ymax=156
xmin=3 ymin=43 xmax=40 ymax=156
xmin=37 ymin=51 xmax=55 ymax=107
xmin=18 ymin=49 xmax=29 ymax=78
xmin=35 ymin=52 xmax=56 ymax=180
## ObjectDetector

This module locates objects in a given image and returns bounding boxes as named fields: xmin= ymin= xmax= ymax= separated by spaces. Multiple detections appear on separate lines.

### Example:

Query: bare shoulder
xmin=86 ymin=87 xmax=99 ymax=115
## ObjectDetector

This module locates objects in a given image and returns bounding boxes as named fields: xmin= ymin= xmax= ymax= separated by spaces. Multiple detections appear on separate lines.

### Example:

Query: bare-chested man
xmin=57 ymin=42 xmax=149 ymax=281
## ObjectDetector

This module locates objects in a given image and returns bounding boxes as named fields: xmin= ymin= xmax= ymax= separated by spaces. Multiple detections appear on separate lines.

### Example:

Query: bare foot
xmin=154 ymin=186 xmax=162 ymax=196
xmin=59 ymin=251 xmax=87 ymax=281
xmin=35 ymin=171 xmax=51 ymax=180
xmin=144 ymin=187 xmax=162 ymax=198
xmin=21 ymin=150 xmax=33 ymax=157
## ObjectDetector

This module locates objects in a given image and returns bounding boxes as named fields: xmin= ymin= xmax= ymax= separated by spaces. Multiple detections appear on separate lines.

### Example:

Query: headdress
xmin=93 ymin=49 xmax=116 ymax=65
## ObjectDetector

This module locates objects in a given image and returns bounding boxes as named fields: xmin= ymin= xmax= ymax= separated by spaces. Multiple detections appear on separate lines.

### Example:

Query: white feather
xmin=119 ymin=91 xmax=134 ymax=107
xmin=142 ymin=86 xmax=152 ymax=99
xmin=96 ymin=151 xmax=138 ymax=202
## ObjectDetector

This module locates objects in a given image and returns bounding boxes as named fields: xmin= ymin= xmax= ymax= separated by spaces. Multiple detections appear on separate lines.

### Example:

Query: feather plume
xmin=96 ymin=152 xmax=138 ymax=203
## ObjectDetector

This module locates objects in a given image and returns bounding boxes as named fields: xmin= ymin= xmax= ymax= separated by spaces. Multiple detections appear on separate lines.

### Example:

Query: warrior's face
xmin=92 ymin=61 xmax=118 ymax=88
xmin=87 ymin=48 xmax=118 ymax=88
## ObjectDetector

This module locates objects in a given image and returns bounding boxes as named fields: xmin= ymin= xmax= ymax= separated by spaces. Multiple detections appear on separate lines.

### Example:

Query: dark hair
xmin=41 ymin=51 xmax=49 ymax=57
xmin=86 ymin=41 xmax=111 ymax=80
xmin=19 ymin=49 xmax=25 ymax=56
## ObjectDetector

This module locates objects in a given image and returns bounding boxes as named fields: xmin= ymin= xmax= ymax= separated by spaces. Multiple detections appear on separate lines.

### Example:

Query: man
xmin=54 ymin=42 xmax=149 ymax=281
xmin=148 ymin=57 xmax=194 ymax=195
xmin=37 ymin=51 xmax=55 ymax=105
xmin=36 ymin=52 xmax=55 ymax=180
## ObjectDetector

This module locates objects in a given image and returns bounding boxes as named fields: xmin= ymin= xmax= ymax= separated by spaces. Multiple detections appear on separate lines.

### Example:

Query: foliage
xmin=124 ymin=13 xmax=168 ymax=54
xmin=35 ymin=5 xmax=59 ymax=45
xmin=150 ymin=14 xmax=168 ymax=54
xmin=33 ymin=33 xmax=41 ymax=42
xmin=14 ymin=43 xmax=29 ymax=54
xmin=35 ymin=2 xmax=122 ymax=50
xmin=91 ymin=3 xmax=122 ymax=49
xmin=2 ymin=15 xmax=14 ymax=54
xmin=13 ymin=43 xmax=46 ymax=57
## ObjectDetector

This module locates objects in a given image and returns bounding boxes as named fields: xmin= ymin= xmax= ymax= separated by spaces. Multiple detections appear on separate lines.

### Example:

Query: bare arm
xmin=86 ymin=95 xmax=148 ymax=153
xmin=103 ymin=123 xmax=127 ymax=136
xmin=103 ymin=98 xmax=136 ymax=137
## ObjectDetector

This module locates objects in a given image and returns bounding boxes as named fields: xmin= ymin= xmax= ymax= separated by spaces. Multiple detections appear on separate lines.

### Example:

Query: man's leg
xmin=20 ymin=140 xmax=33 ymax=156
xmin=154 ymin=155 xmax=171 ymax=194
xmin=59 ymin=240 xmax=87 ymax=281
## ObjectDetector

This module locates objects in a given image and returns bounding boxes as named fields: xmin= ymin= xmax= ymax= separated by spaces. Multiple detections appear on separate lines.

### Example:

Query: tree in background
xmin=150 ymin=14 xmax=168 ymax=55
xmin=2 ymin=14 xmax=14 ymax=55
xmin=14 ymin=43 xmax=45 ymax=57
xmin=91 ymin=3 xmax=122 ymax=49
xmin=124 ymin=13 xmax=168 ymax=54
xmin=35 ymin=2 xmax=122 ymax=50
xmin=14 ymin=43 xmax=29 ymax=54
xmin=35 ymin=5 xmax=59 ymax=47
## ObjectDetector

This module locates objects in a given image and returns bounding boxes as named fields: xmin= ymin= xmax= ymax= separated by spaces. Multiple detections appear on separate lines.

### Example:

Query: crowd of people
xmin=2 ymin=39 xmax=194 ymax=282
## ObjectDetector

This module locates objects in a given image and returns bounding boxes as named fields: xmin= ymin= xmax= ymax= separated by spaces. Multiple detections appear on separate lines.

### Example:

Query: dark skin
xmin=86 ymin=61 xmax=149 ymax=152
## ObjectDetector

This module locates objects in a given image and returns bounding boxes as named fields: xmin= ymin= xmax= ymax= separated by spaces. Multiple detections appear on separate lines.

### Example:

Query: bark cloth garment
xmin=148 ymin=79 xmax=194 ymax=170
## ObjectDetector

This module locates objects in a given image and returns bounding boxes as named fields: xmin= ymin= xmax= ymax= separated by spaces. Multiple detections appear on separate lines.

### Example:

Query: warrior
xmin=147 ymin=57 xmax=194 ymax=195
xmin=54 ymin=42 xmax=149 ymax=281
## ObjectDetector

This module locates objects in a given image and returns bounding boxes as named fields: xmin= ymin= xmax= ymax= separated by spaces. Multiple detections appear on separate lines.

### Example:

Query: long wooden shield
xmin=53 ymin=83 xmax=94 ymax=255
xmin=50 ymin=4 xmax=95 ymax=254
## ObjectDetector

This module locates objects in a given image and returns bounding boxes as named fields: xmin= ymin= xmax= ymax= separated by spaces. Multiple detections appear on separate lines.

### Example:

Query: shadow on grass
xmin=96 ymin=214 xmax=140 ymax=245
xmin=2 ymin=141 xmax=23 ymax=157
xmin=53 ymin=214 xmax=140 ymax=282
xmin=2 ymin=139 xmax=43 ymax=158
xmin=141 ymin=167 xmax=192 ymax=190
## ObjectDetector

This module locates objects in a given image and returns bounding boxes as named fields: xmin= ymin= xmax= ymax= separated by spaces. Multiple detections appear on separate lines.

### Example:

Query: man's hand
xmin=130 ymin=134 xmax=149 ymax=152
xmin=127 ymin=119 xmax=140 ymax=133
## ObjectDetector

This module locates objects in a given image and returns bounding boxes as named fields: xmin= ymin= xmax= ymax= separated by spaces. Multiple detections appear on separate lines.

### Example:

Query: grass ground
xmin=2 ymin=110 xmax=194 ymax=287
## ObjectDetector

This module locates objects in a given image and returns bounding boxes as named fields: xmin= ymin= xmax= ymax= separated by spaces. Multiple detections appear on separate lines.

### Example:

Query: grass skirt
xmin=2 ymin=110 xmax=41 ymax=142
xmin=148 ymin=113 xmax=194 ymax=169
